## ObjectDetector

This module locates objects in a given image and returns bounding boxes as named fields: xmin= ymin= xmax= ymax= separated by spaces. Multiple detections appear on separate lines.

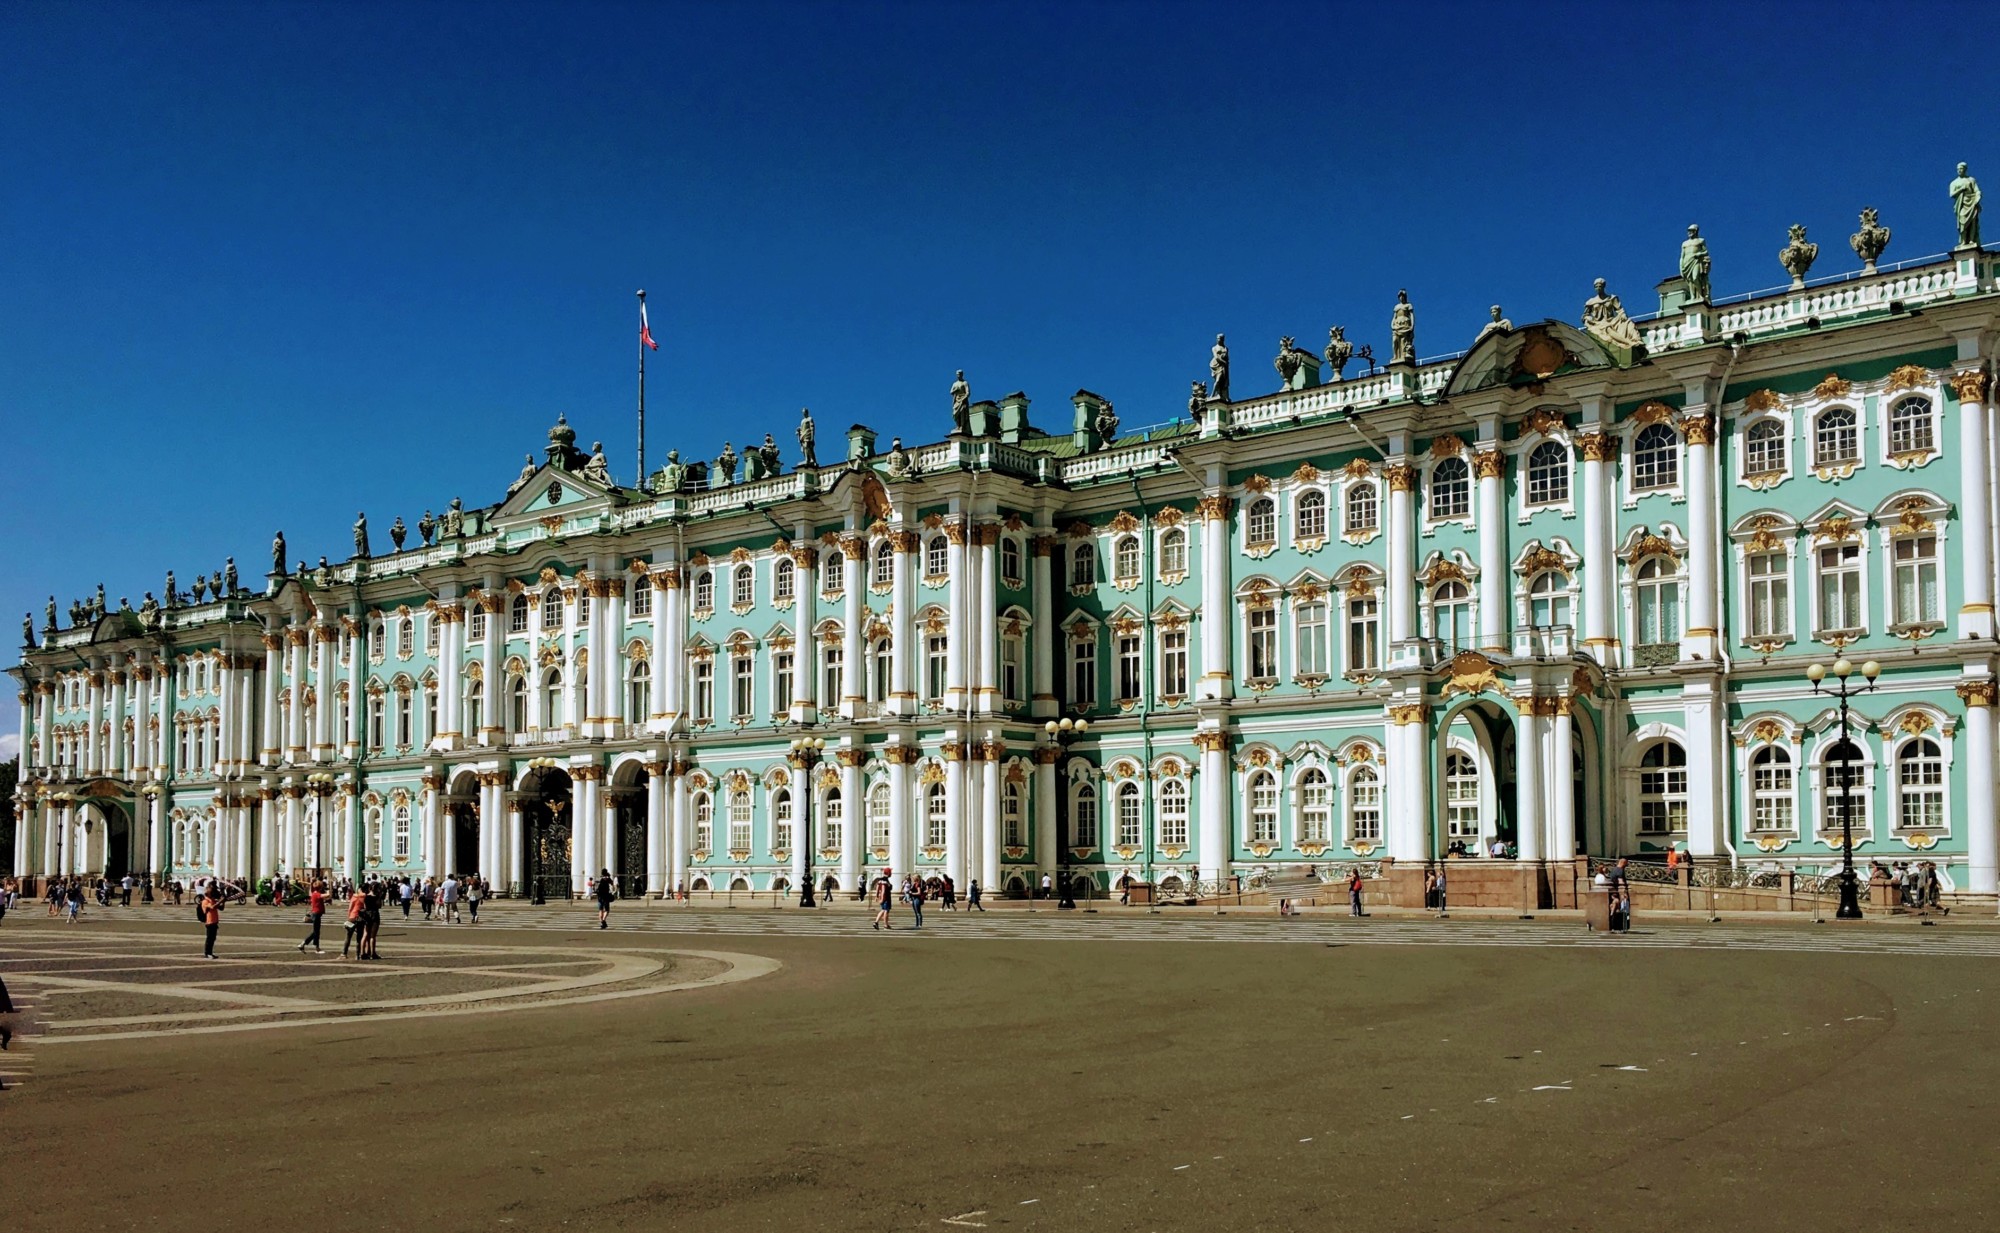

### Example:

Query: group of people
xmin=865 ymin=870 xmax=983 ymax=930
xmin=1879 ymin=860 xmax=1949 ymax=913
xmin=1593 ymin=858 xmax=1635 ymax=931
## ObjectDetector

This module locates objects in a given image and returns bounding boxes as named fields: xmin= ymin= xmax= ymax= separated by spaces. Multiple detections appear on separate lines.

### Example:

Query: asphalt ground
xmin=4 ymin=907 xmax=1995 ymax=1233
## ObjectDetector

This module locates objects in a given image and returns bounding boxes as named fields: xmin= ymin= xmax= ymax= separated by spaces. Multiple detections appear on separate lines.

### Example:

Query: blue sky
xmin=4 ymin=0 xmax=1995 ymax=752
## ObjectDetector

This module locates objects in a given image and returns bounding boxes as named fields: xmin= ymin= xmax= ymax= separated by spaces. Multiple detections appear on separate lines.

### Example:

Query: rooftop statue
xmin=139 ymin=593 xmax=160 ymax=626
xmin=716 ymin=441 xmax=738 ymax=487
xmin=657 ymin=449 xmax=687 ymax=494
xmin=1680 ymin=225 xmax=1712 ymax=303
xmin=1323 ymin=325 xmax=1353 ymax=381
xmin=1779 ymin=223 xmax=1819 ymax=287
xmin=21 ymin=612 xmax=33 ymax=647
xmin=950 ymin=370 xmax=971 ymax=434
xmin=314 ymin=557 xmax=332 ymax=588
xmin=353 ymin=512 xmax=370 ymax=559
xmin=1389 ymin=291 xmax=1416 ymax=365
xmin=1475 ymin=305 xmax=1511 ymax=343
xmin=886 ymin=436 xmax=912 ymax=478
xmin=44 ymin=595 xmax=56 ymax=632
xmin=95 ymin=583 xmax=106 ymax=615
xmin=418 ymin=509 xmax=436 ymax=546
xmin=69 ymin=599 xmax=86 ymax=626
xmin=223 ymin=558 xmax=237 ymax=595
xmin=508 ymin=453 xmax=537 ymax=497
xmin=1094 ymin=399 xmax=1120 ymax=444
xmin=1850 ymin=207 xmax=1891 ymax=273
xmin=1209 ymin=334 xmax=1231 ymax=402
xmin=271 ymin=531 xmax=286 ymax=577
xmin=1189 ymin=379 xmax=1208 ymax=423
xmin=119 ymin=596 xmax=133 ymax=614
xmin=797 ymin=407 xmax=817 ymax=469
xmin=442 ymin=497 xmax=464 ymax=537
xmin=759 ymin=433 xmax=781 ymax=478
xmin=1951 ymin=162 xmax=1981 ymax=249
xmin=389 ymin=516 xmax=408 ymax=551
xmin=1583 ymin=278 xmax=1643 ymax=351
xmin=1274 ymin=336 xmax=1307 ymax=388
xmin=583 ymin=441 xmax=612 ymax=486
xmin=165 ymin=570 xmax=178 ymax=607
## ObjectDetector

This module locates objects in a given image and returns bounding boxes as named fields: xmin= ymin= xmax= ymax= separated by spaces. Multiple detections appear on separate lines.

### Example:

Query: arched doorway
xmin=1433 ymin=698 xmax=1515 ymax=857
xmin=521 ymin=767 xmax=574 ymax=902
xmin=447 ymin=771 xmax=481 ymax=878
xmin=608 ymin=762 xmax=649 ymax=898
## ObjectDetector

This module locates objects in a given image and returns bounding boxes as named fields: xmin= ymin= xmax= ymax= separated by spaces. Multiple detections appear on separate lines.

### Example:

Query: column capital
xmin=1473 ymin=450 xmax=1505 ymax=480
xmin=1677 ymin=413 xmax=1716 ymax=446
xmin=1576 ymin=432 xmax=1615 ymax=462
xmin=1951 ymin=366 xmax=1991 ymax=404
xmin=1957 ymin=680 xmax=1997 ymax=708
xmin=1384 ymin=464 xmax=1417 ymax=493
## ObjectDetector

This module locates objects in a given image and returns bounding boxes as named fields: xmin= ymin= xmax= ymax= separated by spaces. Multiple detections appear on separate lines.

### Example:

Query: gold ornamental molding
xmin=1886 ymin=364 xmax=1933 ymax=393
xmin=1440 ymin=650 xmax=1506 ymax=699
xmin=1741 ymin=389 xmax=1783 ymax=413
xmin=1813 ymin=373 xmax=1852 ymax=400
xmin=1473 ymin=450 xmax=1505 ymax=480
xmin=1384 ymin=464 xmax=1417 ymax=492
xmin=1576 ymin=431 xmax=1613 ymax=462
xmin=1631 ymin=400 xmax=1678 ymax=425
xmin=1429 ymin=434 xmax=1467 ymax=460
xmin=1957 ymin=681 xmax=1997 ymax=708
xmin=1950 ymin=367 xmax=1991 ymax=403
xmin=1387 ymin=703 xmax=1427 ymax=726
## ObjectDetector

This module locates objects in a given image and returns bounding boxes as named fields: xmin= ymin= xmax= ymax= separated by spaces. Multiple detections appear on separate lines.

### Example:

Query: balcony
xmin=1511 ymin=624 xmax=1573 ymax=660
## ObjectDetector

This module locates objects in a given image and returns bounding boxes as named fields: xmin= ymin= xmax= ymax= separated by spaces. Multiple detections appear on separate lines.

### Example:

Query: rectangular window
xmin=395 ymin=693 xmax=413 ymax=748
xmin=425 ymin=619 xmax=440 ymax=655
xmin=367 ymin=696 xmax=385 ymax=750
xmin=1116 ymin=634 xmax=1142 ymax=702
xmin=469 ymin=610 xmax=487 ymax=641
xmin=822 ymin=791 xmax=843 ymax=853
xmin=773 ymin=650 xmax=794 ymax=714
xmin=1817 ymin=543 xmax=1862 ymax=631
xmin=1159 ymin=628 xmax=1188 ymax=698
xmin=1296 ymin=601 xmax=1327 ymax=676
xmin=631 ymin=583 xmax=652 ymax=618
xmin=577 ymin=593 xmax=591 ymax=625
xmin=821 ymin=646 xmax=844 ymax=707
xmin=510 ymin=600 xmax=529 ymax=634
xmin=772 ymin=792 xmax=793 ymax=853
xmin=1002 ymin=636 xmax=1024 ymax=704
xmin=1159 ymin=785 xmax=1189 ymax=847
xmin=692 ymin=660 xmax=714 ymax=722
xmin=1246 ymin=606 xmax=1277 ymax=682
xmin=1347 ymin=595 xmax=1380 ymax=672
xmin=1892 ymin=534 xmax=1940 ymax=625
xmin=1003 ymin=786 xmax=1024 ymax=848
xmin=728 ymin=794 xmax=752 ymax=851
xmin=823 ymin=551 xmax=845 ymax=595
xmin=732 ymin=656 xmax=754 ymax=718
xmin=1116 ymin=788 xmax=1141 ymax=848
xmin=1069 ymin=636 xmax=1096 ymax=706
xmin=1349 ymin=771 xmax=1382 ymax=842
xmin=1747 ymin=550 xmax=1791 ymax=638
xmin=925 ymin=634 xmax=948 ymax=701
xmin=392 ymin=805 xmax=411 ymax=859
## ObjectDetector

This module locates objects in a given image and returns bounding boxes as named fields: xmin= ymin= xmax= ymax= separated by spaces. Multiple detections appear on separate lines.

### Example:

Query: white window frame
xmin=1739 ymin=415 xmax=1791 ymax=485
xmin=1343 ymin=478 xmax=1380 ymax=538
xmin=1426 ymin=456 xmax=1472 ymax=524
xmin=1889 ymin=729 xmax=1951 ymax=837
xmin=1294 ymin=487 xmax=1328 ymax=543
xmin=1812 ymin=405 xmax=1861 ymax=471
xmin=1246 ymin=770 xmax=1279 ymax=844
xmin=1624 ymin=422 xmax=1684 ymax=504
xmin=1745 ymin=742 xmax=1798 ymax=835
xmin=1812 ymin=735 xmax=1874 ymax=841
xmin=1296 ymin=767 xmax=1330 ymax=846
xmin=1345 ymin=763 xmax=1382 ymax=845
xmin=1884 ymin=393 xmax=1939 ymax=462
xmin=1158 ymin=779 xmax=1189 ymax=848
xmin=1522 ymin=440 xmax=1571 ymax=511
xmin=1243 ymin=497 xmax=1277 ymax=551
xmin=1810 ymin=537 xmax=1868 ymax=640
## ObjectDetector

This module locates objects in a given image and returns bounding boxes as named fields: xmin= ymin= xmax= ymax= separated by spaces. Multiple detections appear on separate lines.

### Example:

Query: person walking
xmin=872 ymin=872 xmax=893 ymax=930
xmin=341 ymin=887 xmax=367 ymax=958
xmin=1432 ymin=866 xmax=1448 ymax=918
xmin=298 ymin=880 xmax=327 ymax=954
xmin=466 ymin=875 xmax=483 ymax=924
xmin=65 ymin=880 xmax=84 ymax=924
xmin=200 ymin=883 xmax=225 ymax=958
xmin=967 ymin=879 xmax=985 ymax=912
xmin=1040 ymin=872 xmax=1052 ymax=902
xmin=906 ymin=873 xmax=926 ymax=930
xmin=440 ymin=874 xmax=460 ymax=924
xmin=359 ymin=888 xmax=383 ymax=960
xmin=1348 ymin=869 xmax=1365 ymax=917
xmin=398 ymin=878 xmax=413 ymax=918
xmin=594 ymin=869 xmax=615 ymax=929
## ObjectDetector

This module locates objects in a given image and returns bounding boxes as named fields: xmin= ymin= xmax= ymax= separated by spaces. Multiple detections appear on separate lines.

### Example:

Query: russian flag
xmin=640 ymin=301 xmax=658 ymax=351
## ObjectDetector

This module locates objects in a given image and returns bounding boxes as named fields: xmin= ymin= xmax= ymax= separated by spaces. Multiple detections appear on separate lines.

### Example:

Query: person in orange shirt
xmin=199 ymin=886 xmax=224 ymax=959
xmin=298 ymin=880 xmax=328 ymax=955
xmin=341 ymin=888 xmax=367 ymax=959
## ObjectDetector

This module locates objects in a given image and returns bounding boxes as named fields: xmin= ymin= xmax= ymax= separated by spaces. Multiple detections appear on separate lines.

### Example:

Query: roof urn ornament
xmin=1273 ymin=336 xmax=1308 ymax=389
xmin=546 ymin=413 xmax=579 ymax=469
xmin=417 ymin=509 xmax=436 ymax=546
xmin=950 ymin=370 xmax=971 ymax=435
xmin=1679 ymin=225 xmax=1712 ymax=303
xmin=759 ymin=433 xmax=781 ymax=478
xmin=352 ymin=512 xmax=370 ymax=560
xmin=797 ymin=407 xmax=817 ymax=469
xmin=1582 ymin=278 xmax=1643 ymax=352
xmin=582 ymin=441 xmax=612 ymax=486
xmin=1209 ymin=334 xmax=1231 ymax=402
xmin=1323 ymin=326 xmax=1353 ymax=381
xmin=191 ymin=574 xmax=208 ymax=604
xmin=1951 ymin=162 xmax=1981 ymax=249
xmin=208 ymin=570 xmax=222 ymax=598
xmin=1850 ymin=207 xmax=1891 ymax=273
xmin=1779 ymin=223 xmax=1819 ymax=288
xmin=715 ymin=441 xmax=738 ymax=487
xmin=1389 ymin=290 xmax=1416 ymax=366
xmin=389 ymin=516 xmax=407 ymax=551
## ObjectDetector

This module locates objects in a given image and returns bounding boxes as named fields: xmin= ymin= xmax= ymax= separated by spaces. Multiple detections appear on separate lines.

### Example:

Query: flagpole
xmin=636 ymin=288 xmax=648 ymax=489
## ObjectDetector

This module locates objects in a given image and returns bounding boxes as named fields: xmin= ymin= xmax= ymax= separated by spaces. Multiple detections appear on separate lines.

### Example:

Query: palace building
xmin=12 ymin=215 xmax=2000 ymax=906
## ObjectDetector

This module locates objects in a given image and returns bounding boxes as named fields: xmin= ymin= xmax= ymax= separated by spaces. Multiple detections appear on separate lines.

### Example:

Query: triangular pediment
xmin=490 ymin=465 xmax=623 ymax=525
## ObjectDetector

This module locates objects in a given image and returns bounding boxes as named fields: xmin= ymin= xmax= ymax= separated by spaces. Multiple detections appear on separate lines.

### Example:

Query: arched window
xmin=1246 ymin=498 xmax=1277 ymax=547
xmin=1159 ymin=779 xmax=1189 ymax=847
xmin=1298 ymin=768 xmax=1329 ymax=844
xmin=1635 ymin=558 xmax=1680 ymax=647
xmin=423 ymin=616 xmax=439 ymax=655
xmin=1000 ymin=537 xmax=1022 ymax=587
xmin=1345 ymin=482 xmax=1378 ymax=534
xmin=731 ymin=564 xmax=753 ymax=608
xmin=629 ymin=576 xmax=652 ymax=618
xmin=869 ymin=635 xmax=892 ymax=704
xmin=626 ymin=658 xmax=650 ymax=721
xmin=394 ymin=689 xmax=414 ymax=748
xmin=821 ymin=787 xmax=843 ymax=852
xmin=773 ymin=557 xmax=795 ymax=603
xmin=1247 ymin=770 xmax=1278 ymax=843
xmin=693 ymin=569 xmax=714 ymax=611
xmin=507 ymin=674 xmax=527 ymax=732
xmin=1526 ymin=441 xmax=1569 ymax=506
xmin=541 ymin=589 xmax=564 ymax=629
xmin=577 ymin=591 xmax=591 ymax=625
xmin=1113 ymin=535 xmax=1140 ymax=582
xmin=1750 ymin=745 xmax=1794 ymax=833
xmin=925 ymin=781 xmax=947 ymax=848
xmin=867 ymin=780 xmax=891 ymax=850
xmin=1070 ymin=542 xmax=1095 ymax=588
xmin=392 ymin=802 xmax=412 ymax=859
xmin=1527 ymin=570 xmax=1569 ymax=628
xmin=1347 ymin=765 xmax=1382 ymax=843
xmin=1070 ymin=783 xmax=1098 ymax=849
xmin=926 ymin=535 xmax=949 ymax=579
xmin=1429 ymin=457 xmax=1470 ymax=520
xmin=727 ymin=790 xmax=752 ymax=851
xmin=1814 ymin=407 xmax=1859 ymax=467
xmin=509 ymin=593 xmax=530 ymax=633
xmin=1002 ymin=781 xmax=1025 ymax=848
xmin=1429 ymin=580 xmax=1471 ymax=649
xmin=1632 ymin=423 xmax=1679 ymax=490
xmin=1897 ymin=738 xmax=1944 ymax=831
xmin=1820 ymin=739 xmax=1868 ymax=836
xmin=364 ymin=807 xmax=383 ymax=859
xmin=692 ymin=792 xmax=713 ymax=853
xmin=771 ymin=788 xmax=793 ymax=853
xmin=1296 ymin=490 xmax=1327 ymax=540
xmin=1160 ymin=528 xmax=1187 ymax=575
xmin=366 ymin=693 xmax=385 ymax=749
xmin=368 ymin=622 xmax=386 ymax=660
xmin=541 ymin=669 xmax=564 ymax=728
xmin=873 ymin=540 xmax=894 ymax=587
xmin=1889 ymin=396 xmax=1934 ymax=456
xmin=1444 ymin=750 xmax=1480 ymax=844
xmin=1115 ymin=780 xmax=1141 ymax=847
xmin=822 ymin=549 xmax=845 ymax=594
xmin=461 ymin=678 xmax=483 ymax=735
xmin=1744 ymin=419 xmax=1786 ymax=477
xmin=1638 ymin=742 xmax=1688 ymax=834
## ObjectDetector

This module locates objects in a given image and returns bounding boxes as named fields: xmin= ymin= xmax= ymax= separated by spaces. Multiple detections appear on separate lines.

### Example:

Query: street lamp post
xmin=1806 ymin=657 xmax=1880 ymax=920
xmin=305 ymin=772 xmax=337 ymax=879
xmin=788 ymin=735 xmax=828 ymax=907
xmin=1043 ymin=717 xmax=1089 ymax=910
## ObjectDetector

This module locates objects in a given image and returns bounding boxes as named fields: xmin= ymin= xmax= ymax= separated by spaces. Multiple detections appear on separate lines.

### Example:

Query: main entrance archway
xmin=521 ymin=767 xmax=574 ymax=902
xmin=608 ymin=762 xmax=650 ymax=899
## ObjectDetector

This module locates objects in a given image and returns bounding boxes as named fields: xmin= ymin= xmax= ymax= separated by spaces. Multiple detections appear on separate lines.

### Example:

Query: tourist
xmin=872 ymin=871 xmax=893 ymax=930
xmin=1422 ymin=869 xmax=1437 ymax=911
xmin=1432 ymin=867 xmax=1447 ymax=917
xmin=1348 ymin=869 xmax=1364 ymax=917
xmin=341 ymin=888 xmax=366 ymax=958
xmin=906 ymin=872 xmax=926 ymax=930
xmin=940 ymin=874 xmax=956 ymax=911
xmin=65 ymin=880 xmax=84 ymax=923
xmin=359 ymin=888 xmax=383 ymax=960
xmin=466 ymin=874 xmax=483 ymax=924
xmin=440 ymin=874 xmax=461 ymax=924
xmin=398 ymin=878 xmax=413 ymax=918
xmin=199 ymin=882 xmax=225 ymax=958
xmin=967 ymin=879 xmax=985 ymax=912
xmin=297 ymin=880 xmax=327 ymax=954
xmin=594 ymin=869 xmax=615 ymax=929
xmin=119 ymin=873 xmax=134 ymax=906
xmin=1040 ymin=872 xmax=1052 ymax=901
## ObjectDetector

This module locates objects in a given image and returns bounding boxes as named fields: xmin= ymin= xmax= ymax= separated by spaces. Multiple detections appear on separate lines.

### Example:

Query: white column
xmin=887 ymin=749 xmax=911 ymax=876
xmin=14 ymin=805 xmax=31 ymax=879
xmin=145 ymin=793 xmax=162 ymax=875
xmin=943 ymin=742 xmax=965 ymax=882
xmin=1551 ymin=702 xmax=1576 ymax=862
xmin=1197 ymin=732 xmax=1228 ymax=885
xmin=284 ymin=789 xmax=305 ymax=871
xmin=1476 ymin=443 xmax=1507 ymax=654
xmin=602 ymin=579 xmax=626 ymax=731
xmin=436 ymin=608 xmax=461 ymax=746
xmin=257 ymin=791 xmax=277 ymax=876
xmin=346 ymin=626 xmax=366 ymax=752
xmin=792 ymin=545 xmax=818 ymax=722
xmin=314 ymin=628 xmax=338 ymax=757
xmin=1955 ymin=370 xmax=1996 ymax=639
xmin=1960 ymin=682 xmax=1997 ymax=894
xmin=1198 ymin=496 xmax=1233 ymax=700
xmin=1033 ymin=751 xmax=1057 ymax=878
xmin=1386 ymin=465 xmax=1417 ymax=646
xmin=36 ymin=685 xmax=55 ymax=772
xmin=839 ymin=753 xmax=863 ymax=895
xmin=505 ymin=793 xmax=525 ymax=894
xmin=260 ymin=635 xmax=282 ymax=763
xmin=574 ymin=771 xmax=599 ymax=894
xmin=890 ymin=531 xmax=917 ymax=714
xmin=979 ymin=740 xmax=1002 ymax=893
xmin=85 ymin=669 xmax=104 ymax=774
xmin=234 ymin=803 xmax=252 ymax=881
xmin=1681 ymin=412 xmax=1720 ymax=659
xmin=1387 ymin=701 xmax=1430 ymax=861
xmin=41 ymin=800 xmax=58 ymax=877
xmin=646 ymin=760 xmax=667 ymax=897
xmin=668 ymin=764 xmax=688 ymax=895
xmin=287 ymin=633 xmax=309 ymax=758
xmin=1579 ymin=429 xmax=1615 ymax=660
xmin=1680 ymin=677 xmax=1725 ymax=859
xmin=652 ymin=567 xmax=677 ymax=731
xmin=1030 ymin=536 xmax=1056 ymax=718
xmin=976 ymin=527 xmax=999 ymax=714
xmin=108 ymin=667 xmax=128 ymax=777
xmin=841 ymin=538 xmax=866 ymax=719
xmin=1514 ymin=702 xmax=1544 ymax=862
xmin=420 ymin=779 xmax=441 ymax=879
xmin=480 ymin=596 xmax=503 ymax=744
xmin=945 ymin=522 xmax=969 ymax=710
